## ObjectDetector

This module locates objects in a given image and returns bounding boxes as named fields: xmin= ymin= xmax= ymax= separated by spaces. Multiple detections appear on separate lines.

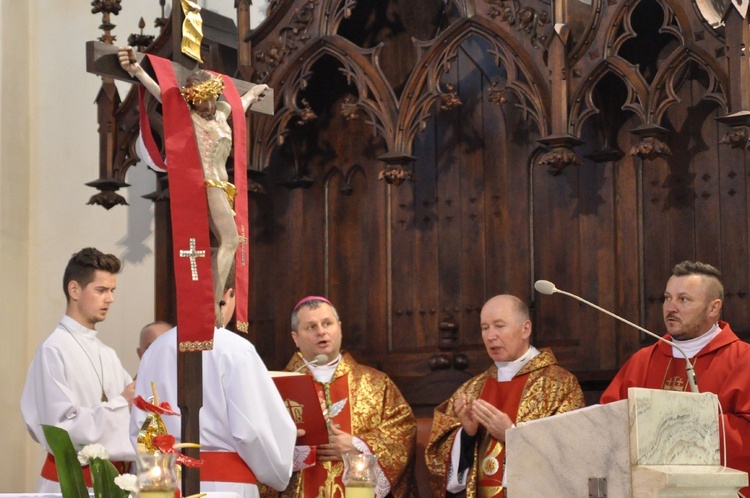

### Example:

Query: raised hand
xmin=454 ymin=393 xmax=479 ymax=436
xmin=470 ymin=398 xmax=513 ymax=441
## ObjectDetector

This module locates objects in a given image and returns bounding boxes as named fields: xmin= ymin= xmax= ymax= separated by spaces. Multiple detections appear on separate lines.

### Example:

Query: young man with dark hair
xmin=21 ymin=247 xmax=135 ymax=491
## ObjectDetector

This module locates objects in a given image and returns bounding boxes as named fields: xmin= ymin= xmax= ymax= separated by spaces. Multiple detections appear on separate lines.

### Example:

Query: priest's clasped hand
xmin=455 ymin=393 xmax=479 ymax=436
xmin=470 ymin=398 xmax=513 ymax=442
xmin=455 ymin=393 xmax=513 ymax=441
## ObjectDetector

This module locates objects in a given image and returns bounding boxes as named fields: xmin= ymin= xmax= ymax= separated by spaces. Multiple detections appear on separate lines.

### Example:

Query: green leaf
xmin=90 ymin=458 xmax=128 ymax=498
xmin=41 ymin=425 xmax=88 ymax=498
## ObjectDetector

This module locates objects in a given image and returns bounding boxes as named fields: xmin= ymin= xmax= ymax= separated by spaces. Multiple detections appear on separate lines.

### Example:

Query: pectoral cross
xmin=85 ymin=2 xmax=271 ymax=494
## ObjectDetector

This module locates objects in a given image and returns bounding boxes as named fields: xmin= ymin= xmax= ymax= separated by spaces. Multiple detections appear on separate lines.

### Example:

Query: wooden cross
xmin=85 ymin=3 xmax=270 ymax=495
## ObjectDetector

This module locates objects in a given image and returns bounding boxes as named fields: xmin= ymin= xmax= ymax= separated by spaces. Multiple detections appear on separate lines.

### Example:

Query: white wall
xmin=0 ymin=0 xmax=268 ymax=491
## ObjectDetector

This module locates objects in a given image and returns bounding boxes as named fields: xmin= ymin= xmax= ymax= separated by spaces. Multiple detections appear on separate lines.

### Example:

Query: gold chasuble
xmin=425 ymin=349 xmax=585 ymax=498
xmin=277 ymin=352 xmax=416 ymax=498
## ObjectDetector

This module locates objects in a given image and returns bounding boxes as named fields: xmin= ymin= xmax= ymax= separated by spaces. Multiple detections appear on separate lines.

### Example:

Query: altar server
xmin=131 ymin=266 xmax=296 ymax=498
xmin=21 ymin=247 xmax=136 ymax=491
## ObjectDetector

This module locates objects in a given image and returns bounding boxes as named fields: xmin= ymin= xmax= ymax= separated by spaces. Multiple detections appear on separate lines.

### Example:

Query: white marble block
xmin=506 ymin=399 xmax=632 ymax=498
xmin=506 ymin=388 xmax=746 ymax=498
xmin=628 ymin=387 xmax=719 ymax=466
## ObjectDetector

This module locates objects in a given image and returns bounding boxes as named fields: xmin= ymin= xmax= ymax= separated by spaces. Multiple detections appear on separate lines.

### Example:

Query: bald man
xmin=137 ymin=321 xmax=172 ymax=359
xmin=425 ymin=294 xmax=585 ymax=497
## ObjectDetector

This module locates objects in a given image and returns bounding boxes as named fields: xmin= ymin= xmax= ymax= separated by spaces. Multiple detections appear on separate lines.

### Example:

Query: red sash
xmin=301 ymin=375 xmax=352 ymax=497
xmin=200 ymin=451 xmax=257 ymax=484
xmin=145 ymin=54 xmax=215 ymax=351
xmin=41 ymin=453 xmax=129 ymax=487
xmin=475 ymin=377 xmax=525 ymax=498
xmin=218 ymin=75 xmax=250 ymax=333
xmin=138 ymin=57 xmax=252 ymax=341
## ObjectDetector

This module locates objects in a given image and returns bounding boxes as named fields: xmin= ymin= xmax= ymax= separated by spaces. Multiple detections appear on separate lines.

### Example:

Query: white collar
xmin=307 ymin=353 xmax=342 ymax=383
xmin=494 ymin=346 xmax=540 ymax=382
xmin=671 ymin=323 xmax=721 ymax=359
xmin=60 ymin=314 xmax=98 ymax=338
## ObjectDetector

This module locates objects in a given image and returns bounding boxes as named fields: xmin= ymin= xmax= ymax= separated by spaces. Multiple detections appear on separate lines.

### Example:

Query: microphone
xmin=534 ymin=279 xmax=699 ymax=393
xmin=293 ymin=354 xmax=329 ymax=373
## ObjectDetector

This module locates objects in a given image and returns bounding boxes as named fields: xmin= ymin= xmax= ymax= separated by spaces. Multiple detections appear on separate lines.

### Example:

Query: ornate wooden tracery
xmin=88 ymin=0 xmax=750 ymax=407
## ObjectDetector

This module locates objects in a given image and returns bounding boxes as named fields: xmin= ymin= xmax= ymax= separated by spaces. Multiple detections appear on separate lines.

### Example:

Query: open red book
xmin=270 ymin=372 xmax=329 ymax=446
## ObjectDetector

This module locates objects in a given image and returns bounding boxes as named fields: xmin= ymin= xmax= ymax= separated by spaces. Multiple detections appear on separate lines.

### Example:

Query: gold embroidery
xmin=284 ymin=352 xmax=416 ymax=498
xmin=178 ymin=339 xmax=214 ymax=352
xmin=482 ymin=456 xmax=499 ymax=476
xmin=425 ymin=349 xmax=585 ymax=498
xmin=661 ymin=356 xmax=697 ymax=392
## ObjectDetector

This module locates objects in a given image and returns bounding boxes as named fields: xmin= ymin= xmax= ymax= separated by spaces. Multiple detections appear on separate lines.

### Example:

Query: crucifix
xmin=86 ymin=2 xmax=271 ymax=495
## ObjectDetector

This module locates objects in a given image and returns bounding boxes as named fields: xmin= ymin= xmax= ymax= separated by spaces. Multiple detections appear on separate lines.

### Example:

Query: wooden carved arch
xmin=396 ymin=15 xmax=550 ymax=157
xmin=647 ymin=46 xmax=728 ymax=123
xmin=570 ymin=0 xmax=729 ymax=150
xmin=251 ymin=36 xmax=399 ymax=171
xmin=569 ymin=58 xmax=651 ymax=137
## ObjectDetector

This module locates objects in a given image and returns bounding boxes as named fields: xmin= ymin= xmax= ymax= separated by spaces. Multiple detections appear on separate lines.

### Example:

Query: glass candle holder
xmin=342 ymin=452 xmax=377 ymax=498
xmin=136 ymin=453 xmax=178 ymax=498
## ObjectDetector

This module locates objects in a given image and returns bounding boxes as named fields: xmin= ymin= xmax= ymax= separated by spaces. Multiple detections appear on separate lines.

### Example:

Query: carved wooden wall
xmin=88 ymin=0 xmax=750 ymax=409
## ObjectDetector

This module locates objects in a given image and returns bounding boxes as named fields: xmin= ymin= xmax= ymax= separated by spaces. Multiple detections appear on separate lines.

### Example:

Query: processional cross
xmin=86 ymin=1 xmax=272 ymax=494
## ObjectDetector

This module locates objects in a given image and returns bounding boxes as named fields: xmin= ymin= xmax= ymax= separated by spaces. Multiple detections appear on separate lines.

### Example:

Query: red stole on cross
xmin=300 ymin=374 xmax=352 ymax=498
xmin=137 ymin=56 xmax=251 ymax=343
xmin=216 ymin=74 xmax=250 ymax=332
xmin=146 ymin=54 xmax=214 ymax=350
xmin=475 ymin=376 xmax=526 ymax=498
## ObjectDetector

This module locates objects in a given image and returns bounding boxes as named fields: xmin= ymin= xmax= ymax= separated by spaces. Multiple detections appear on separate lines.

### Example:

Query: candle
xmin=342 ymin=452 xmax=377 ymax=498
xmin=138 ymin=491 xmax=174 ymax=498
xmin=344 ymin=486 xmax=375 ymax=498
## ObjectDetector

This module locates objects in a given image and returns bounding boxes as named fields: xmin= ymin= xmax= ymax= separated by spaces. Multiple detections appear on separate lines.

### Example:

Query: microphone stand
xmin=536 ymin=281 xmax=699 ymax=393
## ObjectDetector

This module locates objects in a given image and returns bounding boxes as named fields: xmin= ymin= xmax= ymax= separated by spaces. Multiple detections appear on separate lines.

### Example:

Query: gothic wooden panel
xmin=89 ymin=0 xmax=750 ymax=411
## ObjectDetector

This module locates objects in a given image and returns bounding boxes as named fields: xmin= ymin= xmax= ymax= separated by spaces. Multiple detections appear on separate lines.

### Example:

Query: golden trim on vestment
xmin=271 ymin=352 xmax=416 ymax=498
xmin=178 ymin=339 xmax=214 ymax=352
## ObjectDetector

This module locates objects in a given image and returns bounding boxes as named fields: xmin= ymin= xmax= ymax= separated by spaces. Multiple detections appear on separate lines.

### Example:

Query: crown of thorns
xmin=180 ymin=75 xmax=225 ymax=104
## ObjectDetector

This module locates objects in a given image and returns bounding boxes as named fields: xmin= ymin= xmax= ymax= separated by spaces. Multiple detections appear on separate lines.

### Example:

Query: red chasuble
xmin=601 ymin=321 xmax=750 ymax=496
